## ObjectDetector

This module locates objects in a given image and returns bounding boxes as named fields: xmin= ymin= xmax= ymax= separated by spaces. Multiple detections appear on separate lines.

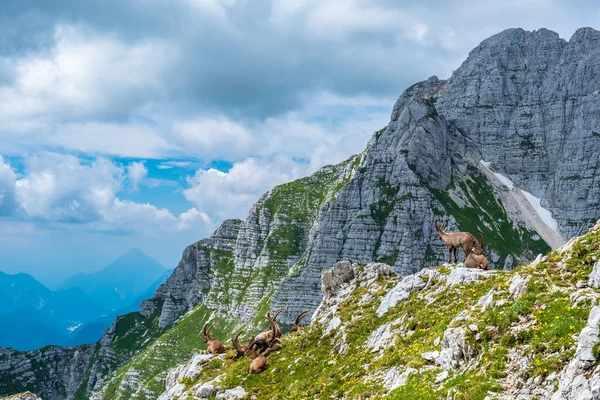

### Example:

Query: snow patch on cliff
xmin=521 ymin=189 xmax=559 ymax=234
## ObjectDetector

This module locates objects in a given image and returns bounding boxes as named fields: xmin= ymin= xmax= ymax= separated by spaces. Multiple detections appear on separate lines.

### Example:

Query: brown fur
xmin=261 ymin=315 xmax=283 ymax=356
xmin=231 ymin=331 xmax=249 ymax=359
xmin=202 ymin=323 xmax=226 ymax=355
xmin=252 ymin=308 xmax=286 ymax=352
xmin=435 ymin=219 xmax=481 ymax=263
xmin=246 ymin=314 xmax=279 ymax=374
xmin=247 ymin=345 xmax=268 ymax=374
xmin=291 ymin=311 xmax=309 ymax=332
xmin=464 ymin=234 xmax=490 ymax=270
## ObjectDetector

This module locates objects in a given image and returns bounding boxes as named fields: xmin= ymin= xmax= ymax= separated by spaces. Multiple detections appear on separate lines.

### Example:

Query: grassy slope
xmin=170 ymin=223 xmax=600 ymax=399
xmin=430 ymin=166 xmax=550 ymax=266
xmin=93 ymin=160 xmax=356 ymax=399
xmin=91 ymin=154 xmax=557 ymax=399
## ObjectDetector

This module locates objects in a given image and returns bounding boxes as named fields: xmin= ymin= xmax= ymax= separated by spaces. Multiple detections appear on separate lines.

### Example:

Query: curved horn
xmin=434 ymin=220 xmax=439 ymax=231
xmin=232 ymin=331 xmax=243 ymax=344
xmin=441 ymin=219 xmax=447 ymax=230
xmin=295 ymin=311 xmax=309 ymax=325
xmin=264 ymin=315 xmax=277 ymax=344
xmin=202 ymin=323 xmax=209 ymax=336
xmin=272 ymin=308 xmax=286 ymax=321
xmin=207 ymin=324 xmax=215 ymax=340
xmin=479 ymin=234 xmax=484 ymax=250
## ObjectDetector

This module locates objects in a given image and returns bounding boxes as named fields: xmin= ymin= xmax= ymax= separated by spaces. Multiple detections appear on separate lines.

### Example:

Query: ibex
xmin=202 ymin=323 xmax=226 ymax=355
xmin=464 ymin=234 xmax=490 ymax=270
xmin=435 ymin=219 xmax=481 ymax=263
xmin=252 ymin=308 xmax=286 ymax=352
xmin=247 ymin=318 xmax=278 ymax=374
xmin=231 ymin=331 xmax=249 ymax=360
xmin=247 ymin=338 xmax=268 ymax=373
xmin=291 ymin=311 xmax=309 ymax=332
xmin=261 ymin=315 xmax=283 ymax=356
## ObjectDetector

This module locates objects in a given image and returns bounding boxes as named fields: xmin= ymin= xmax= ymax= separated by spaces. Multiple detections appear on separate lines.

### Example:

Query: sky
xmin=0 ymin=0 xmax=598 ymax=287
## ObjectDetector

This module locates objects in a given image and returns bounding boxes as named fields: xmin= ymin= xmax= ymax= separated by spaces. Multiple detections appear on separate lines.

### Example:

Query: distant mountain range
xmin=68 ymin=268 xmax=173 ymax=346
xmin=0 ymin=249 xmax=171 ymax=350
xmin=59 ymin=248 xmax=168 ymax=311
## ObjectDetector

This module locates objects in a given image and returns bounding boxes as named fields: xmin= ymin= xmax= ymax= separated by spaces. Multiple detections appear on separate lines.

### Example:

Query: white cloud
xmin=177 ymin=208 xmax=212 ymax=230
xmin=183 ymin=157 xmax=304 ymax=219
xmin=407 ymin=23 xmax=429 ymax=44
xmin=0 ymin=156 xmax=17 ymax=215
xmin=126 ymin=161 xmax=148 ymax=190
xmin=50 ymin=122 xmax=172 ymax=159
xmin=0 ymin=25 xmax=176 ymax=123
xmin=15 ymin=154 xmax=122 ymax=221
xmin=157 ymin=161 xmax=194 ymax=170
xmin=5 ymin=153 xmax=210 ymax=233
xmin=172 ymin=117 xmax=254 ymax=160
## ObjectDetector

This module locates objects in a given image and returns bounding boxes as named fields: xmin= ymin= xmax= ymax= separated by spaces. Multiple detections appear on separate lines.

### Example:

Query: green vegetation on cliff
xmin=159 ymin=223 xmax=600 ymax=399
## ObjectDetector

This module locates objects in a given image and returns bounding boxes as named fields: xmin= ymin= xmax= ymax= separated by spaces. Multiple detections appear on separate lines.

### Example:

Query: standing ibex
xmin=202 ymin=323 xmax=226 ymax=355
xmin=435 ymin=219 xmax=481 ymax=263
xmin=231 ymin=331 xmax=249 ymax=359
xmin=291 ymin=311 xmax=309 ymax=332
xmin=464 ymin=234 xmax=490 ymax=270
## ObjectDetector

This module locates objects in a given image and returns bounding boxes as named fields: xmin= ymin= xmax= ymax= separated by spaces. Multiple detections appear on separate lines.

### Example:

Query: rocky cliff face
xmin=150 ymin=219 xmax=600 ymax=399
xmin=0 ymin=345 xmax=95 ymax=399
xmin=1 ymin=27 xmax=599 ymax=400
xmin=148 ymin=27 xmax=600 ymax=332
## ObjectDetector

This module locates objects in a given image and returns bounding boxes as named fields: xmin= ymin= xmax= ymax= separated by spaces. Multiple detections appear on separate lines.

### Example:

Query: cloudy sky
xmin=0 ymin=0 xmax=597 ymax=286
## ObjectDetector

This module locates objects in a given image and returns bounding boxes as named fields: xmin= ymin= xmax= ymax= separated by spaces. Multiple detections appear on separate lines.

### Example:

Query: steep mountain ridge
xmin=148 ymin=219 xmax=600 ymax=399
xmin=1 ymin=27 xmax=599 ymax=400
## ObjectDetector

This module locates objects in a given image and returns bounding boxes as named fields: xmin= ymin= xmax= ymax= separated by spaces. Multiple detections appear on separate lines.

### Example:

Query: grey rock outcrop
xmin=0 ymin=345 xmax=95 ymax=399
xmin=552 ymin=306 xmax=600 ymax=399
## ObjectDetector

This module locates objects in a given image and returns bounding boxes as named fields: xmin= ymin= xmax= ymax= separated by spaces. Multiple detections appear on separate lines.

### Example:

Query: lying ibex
xmin=464 ymin=234 xmax=490 ymax=270
xmin=231 ymin=331 xmax=249 ymax=360
xmin=247 ymin=338 xmax=268 ymax=373
xmin=202 ymin=323 xmax=226 ymax=355
xmin=247 ymin=317 xmax=279 ymax=374
xmin=252 ymin=308 xmax=286 ymax=352
xmin=291 ymin=311 xmax=309 ymax=332
xmin=435 ymin=219 xmax=481 ymax=263
xmin=261 ymin=315 xmax=283 ymax=356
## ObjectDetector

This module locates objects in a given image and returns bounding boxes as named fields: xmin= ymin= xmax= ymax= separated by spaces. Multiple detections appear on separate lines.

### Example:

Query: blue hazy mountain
xmin=68 ymin=268 xmax=172 ymax=346
xmin=0 ymin=271 xmax=108 ymax=350
xmin=60 ymin=248 xmax=168 ymax=311
xmin=0 ymin=249 xmax=170 ymax=350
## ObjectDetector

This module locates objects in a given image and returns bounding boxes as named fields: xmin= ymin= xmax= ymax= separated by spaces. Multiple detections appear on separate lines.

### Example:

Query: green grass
xmin=430 ymin=168 xmax=550 ymax=268
xmin=97 ymin=304 xmax=237 ymax=400
xmin=157 ymin=223 xmax=600 ymax=400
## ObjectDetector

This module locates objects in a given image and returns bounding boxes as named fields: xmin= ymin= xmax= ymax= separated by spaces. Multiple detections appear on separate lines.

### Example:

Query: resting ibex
xmin=464 ymin=234 xmax=490 ymax=270
xmin=247 ymin=338 xmax=268 ymax=373
xmin=231 ymin=331 xmax=249 ymax=359
xmin=291 ymin=311 xmax=309 ymax=332
xmin=202 ymin=323 xmax=226 ymax=355
xmin=247 ymin=318 xmax=278 ymax=374
xmin=252 ymin=308 xmax=286 ymax=352
xmin=261 ymin=315 xmax=283 ymax=356
xmin=435 ymin=219 xmax=481 ymax=263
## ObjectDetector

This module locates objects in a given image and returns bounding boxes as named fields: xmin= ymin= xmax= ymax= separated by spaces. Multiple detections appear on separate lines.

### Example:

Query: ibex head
xmin=202 ymin=323 xmax=213 ymax=344
xmin=471 ymin=234 xmax=485 ymax=255
xmin=434 ymin=219 xmax=447 ymax=238
xmin=291 ymin=311 xmax=309 ymax=332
